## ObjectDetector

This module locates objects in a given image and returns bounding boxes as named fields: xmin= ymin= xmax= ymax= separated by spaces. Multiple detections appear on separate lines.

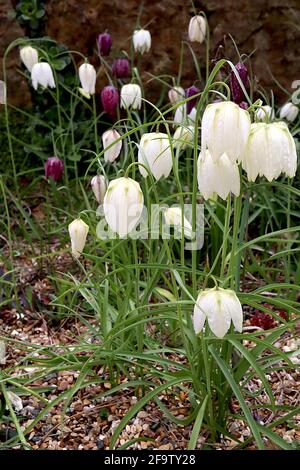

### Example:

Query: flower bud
xmin=173 ymin=125 xmax=194 ymax=150
xmin=31 ymin=62 xmax=55 ymax=90
xmin=164 ymin=207 xmax=193 ymax=239
xmin=120 ymin=83 xmax=142 ymax=110
xmin=133 ymin=29 xmax=151 ymax=54
xmin=255 ymin=105 xmax=274 ymax=122
xmin=97 ymin=32 xmax=112 ymax=56
xmin=45 ymin=156 xmax=64 ymax=182
xmin=230 ymin=62 xmax=249 ymax=104
xmin=201 ymin=101 xmax=251 ymax=163
xmin=188 ymin=16 xmax=206 ymax=43
xmin=101 ymin=85 xmax=119 ymax=118
xmin=112 ymin=58 xmax=131 ymax=79
xmin=68 ymin=219 xmax=89 ymax=258
xmin=280 ymin=102 xmax=299 ymax=122
xmin=193 ymin=287 xmax=243 ymax=338
xmin=185 ymin=85 xmax=200 ymax=114
xmin=138 ymin=132 xmax=172 ymax=180
xmin=20 ymin=46 xmax=38 ymax=72
xmin=103 ymin=177 xmax=144 ymax=237
xmin=168 ymin=86 xmax=185 ymax=105
xmin=91 ymin=175 xmax=106 ymax=204
xmin=242 ymin=122 xmax=297 ymax=182
xmin=102 ymin=129 xmax=122 ymax=163
xmin=79 ymin=63 xmax=96 ymax=96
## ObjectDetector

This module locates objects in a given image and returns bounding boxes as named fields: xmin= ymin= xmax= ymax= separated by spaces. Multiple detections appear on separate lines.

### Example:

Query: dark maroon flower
xmin=279 ymin=310 xmax=288 ymax=321
xmin=97 ymin=32 xmax=112 ymax=56
xmin=239 ymin=101 xmax=249 ymax=110
xmin=45 ymin=156 xmax=64 ymax=182
xmin=185 ymin=85 xmax=200 ymax=114
xmin=230 ymin=62 xmax=249 ymax=104
xmin=250 ymin=311 xmax=275 ymax=330
xmin=101 ymin=85 xmax=119 ymax=118
xmin=112 ymin=58 xmax=131 ymax=79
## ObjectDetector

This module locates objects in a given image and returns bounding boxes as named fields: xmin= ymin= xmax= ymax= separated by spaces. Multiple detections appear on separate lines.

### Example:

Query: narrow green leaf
xmin=188 ymin=396 xmax=208 ymax=450
xmin=209 ymin=346 xmax=265 ymax=450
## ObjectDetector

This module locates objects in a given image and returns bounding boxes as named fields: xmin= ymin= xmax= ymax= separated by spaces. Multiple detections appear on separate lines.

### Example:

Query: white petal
xmin=164 ymin=207 xmax=193 ymax=239
xmin=205 ymin=291 xmax=231 ymax=338
xmin=201 ymin=101 xmax=250 ymax=163
xmin=79 ymin=63 xmax=96 ymax=95
xmin=138 ymin=133 xmax=172 ymax=180
xmin=103 ymin=177 xmax=144 ymax=237
xmin=193 ymin=293 xmax=207 ymax=334
xmin=222 ymin=290 xmax=243 ymax=333
xmin=102 ymin=129 xmax=122 ymax=163
xmin=68 ymin=219 xmax=89 ymax=258
xmin=31 ymin=62 xmax=55 ymax=90
xmin=121 ymin=84 xmax=142 ymax=110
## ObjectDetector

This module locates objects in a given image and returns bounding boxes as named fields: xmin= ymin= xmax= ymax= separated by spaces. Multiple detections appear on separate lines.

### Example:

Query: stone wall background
xmin=1 ymin=0 xmax=300 ymax=107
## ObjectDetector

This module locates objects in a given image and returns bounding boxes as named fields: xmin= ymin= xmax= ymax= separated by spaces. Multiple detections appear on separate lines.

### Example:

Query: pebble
xmin=150 ymin=421 xmax=160 ymax=431
xmin=159 ymin=444 xmax=172 ymax=450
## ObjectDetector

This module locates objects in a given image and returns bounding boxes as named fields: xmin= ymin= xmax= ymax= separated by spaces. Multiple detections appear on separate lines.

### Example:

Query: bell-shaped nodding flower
xmin=97 ymin=32 xmax=112 ymax=56
xmin=168 ymin=86 xmax=185 ymax=105
xmin=102 ymin=129 xmax=122 ymax=163
xmin=91 ymin=175 xmax=106 ymax=204
xmin=174 ymin=104 xmax=196 ymax=126
xmin=173 ymin=125 xmax=194 ymax=150
xmin=201 ymin=101 xmax=251 ymax=163
xmin=197 ymin=150 xmax=240 ymax=200
xmin=0 ymin=81 xmax=6 ymax=105
xmin=138 ymin=132 xmax=173 ymax=180
xmin=188 ymin=15 xmax=206 ymax=43
xmin=133 ymin=29 xmax=151 ymax=54
xmin=185 ymin=85 xmax=200 ymax=114
xmin=68 ymin=219 xmax=89 ymax=259
xmin=112 ymin=58 xmax=131 ymax=79
xmin=230 ymin=62 xmax=249 ymax=104
xmin=164 ymin=207 xmax=193 ymax=239
xmin=193 ymin=287 xmax=243 ymax=338
xmin=20 ymin=46 xmax=39 ymax=72
xmin=255 ymin=105 xmax=274 ymax=122
xmin=103 ymin=177 xmax=144 ymax=238
xmin=120 ymin=83 xmax=142 ymax=110
xmin=101 ymin=86 xmax=119 ymax=118
xmin=79 ymin=63 xmax=96 ymax=97
xmin=242 ymin=122 xmax=297 ymax=182
xmin=280 ymin=102 xmax=299 ymax=122
xmin=31 ymin=62 xmax=55 ymax=90
xmin=45 ymin=156 xmax=64 ymax=182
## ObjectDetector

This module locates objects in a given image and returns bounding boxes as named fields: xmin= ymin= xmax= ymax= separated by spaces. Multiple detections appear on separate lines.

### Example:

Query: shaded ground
xmin=0 ymin=243 xmax=299 ymax=450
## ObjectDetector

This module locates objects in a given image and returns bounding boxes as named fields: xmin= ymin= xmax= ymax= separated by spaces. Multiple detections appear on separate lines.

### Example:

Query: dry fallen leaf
xmin=0 ymin=340 xmax=6 ymax=365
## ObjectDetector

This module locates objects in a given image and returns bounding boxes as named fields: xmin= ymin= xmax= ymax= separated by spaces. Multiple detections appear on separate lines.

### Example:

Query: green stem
xmin=228 ymin=191 xmax=242 ymax=290
xmin=200 ymin=332 xmax=216 ymax=440
xmin=220 ymin=195 xmax=231 ymax=279
xmin=93 ymin=95 xmax=99 ymax=151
